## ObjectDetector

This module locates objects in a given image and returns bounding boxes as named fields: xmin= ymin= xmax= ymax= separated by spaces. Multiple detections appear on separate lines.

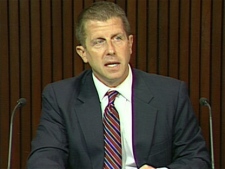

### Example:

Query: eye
xmin=92 ymin=38 xmax=105 ymax=46
xmin=114 ymin=35 xmax=123 ymax=41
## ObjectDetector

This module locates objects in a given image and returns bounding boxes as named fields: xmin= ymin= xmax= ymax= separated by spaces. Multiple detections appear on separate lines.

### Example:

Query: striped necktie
xmin=103 ymin=90 xmax=122 ymax=169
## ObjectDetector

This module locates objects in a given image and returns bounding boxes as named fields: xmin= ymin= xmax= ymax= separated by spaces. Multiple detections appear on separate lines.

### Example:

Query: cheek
xmin=84 ymin=51 xmax=95 ymax=63
xmin=86 ymin=54 xmax=100 ymax=66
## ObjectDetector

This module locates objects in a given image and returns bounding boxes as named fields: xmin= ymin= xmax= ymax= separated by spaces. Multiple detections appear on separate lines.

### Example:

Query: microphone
xmin=7 ymin=98 xmax=27 ymax=169
xmin=199 ymin=97 xmax=215 ymax=169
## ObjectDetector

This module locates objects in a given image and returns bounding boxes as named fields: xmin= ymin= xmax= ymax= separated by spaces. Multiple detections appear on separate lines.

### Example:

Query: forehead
xmin=84 ymin=17 xmax=125 ymax=38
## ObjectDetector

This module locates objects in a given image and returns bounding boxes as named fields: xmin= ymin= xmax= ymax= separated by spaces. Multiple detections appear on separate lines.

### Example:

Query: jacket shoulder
xmin=42 ymin=70 xmax=92 ymax=97
xmin=133 ymin=69 xmax=183 ymax=87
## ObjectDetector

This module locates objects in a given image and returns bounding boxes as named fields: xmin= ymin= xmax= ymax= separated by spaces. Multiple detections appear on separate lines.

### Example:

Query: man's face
xmin=76 ymin=17 xmax=133 ymax=87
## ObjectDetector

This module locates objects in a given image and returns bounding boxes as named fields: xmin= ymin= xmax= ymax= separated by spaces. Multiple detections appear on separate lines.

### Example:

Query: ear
xmin=128 ymin=35 xmax=133 ymax=54
xmin=76 ymin=45 xmax=88 ymax=63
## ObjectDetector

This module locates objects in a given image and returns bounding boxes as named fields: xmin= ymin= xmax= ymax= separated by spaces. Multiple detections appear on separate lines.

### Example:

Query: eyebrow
xmin=92 ymin=32 xmax=125 ymax=40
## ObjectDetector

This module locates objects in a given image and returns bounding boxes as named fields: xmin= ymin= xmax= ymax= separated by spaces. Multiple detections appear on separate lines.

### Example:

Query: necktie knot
xmin=107 ymin=90 xmax=118 ymax=105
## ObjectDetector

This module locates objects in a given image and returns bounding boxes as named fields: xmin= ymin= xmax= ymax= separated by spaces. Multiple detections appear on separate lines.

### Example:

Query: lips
xmin=105 ymin=62 xmax=120 ymax=67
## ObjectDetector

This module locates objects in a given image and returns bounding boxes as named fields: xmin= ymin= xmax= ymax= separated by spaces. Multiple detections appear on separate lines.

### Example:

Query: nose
xmin=107 ymin=40 xmax=115 ymax=55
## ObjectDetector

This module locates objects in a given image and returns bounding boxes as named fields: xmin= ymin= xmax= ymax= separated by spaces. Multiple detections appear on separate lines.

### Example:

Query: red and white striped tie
xmin=103 ymin=90 xmax=122 ymax=169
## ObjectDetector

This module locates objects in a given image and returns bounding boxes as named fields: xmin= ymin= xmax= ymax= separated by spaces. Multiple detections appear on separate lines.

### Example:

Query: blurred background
xmin=0 ymin=0 xmax=224 ymax=168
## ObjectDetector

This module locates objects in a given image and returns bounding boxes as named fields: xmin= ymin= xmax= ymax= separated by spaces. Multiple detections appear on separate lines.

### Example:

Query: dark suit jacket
xmin=27 ymin=68 xmax=210 ymax=169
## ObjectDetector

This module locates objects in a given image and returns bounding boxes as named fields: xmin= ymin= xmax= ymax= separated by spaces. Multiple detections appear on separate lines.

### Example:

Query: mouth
xmin=105 ymin=62 xmax=120 ymax=67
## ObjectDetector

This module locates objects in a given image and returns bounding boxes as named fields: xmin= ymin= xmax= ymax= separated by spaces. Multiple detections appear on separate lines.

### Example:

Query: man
xmin=27 ymin=1 xmax=210 ymax=169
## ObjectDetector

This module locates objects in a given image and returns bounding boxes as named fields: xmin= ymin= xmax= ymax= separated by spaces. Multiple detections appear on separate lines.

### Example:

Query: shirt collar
xmin=93 ymin=65 xmax=132 ymax=102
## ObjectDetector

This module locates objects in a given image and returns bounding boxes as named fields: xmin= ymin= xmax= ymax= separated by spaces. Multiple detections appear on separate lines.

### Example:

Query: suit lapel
xmin=74 ymin=72 xmax=104 ymax=168
xmin=132 ymin=70 xmax=158 ymax=167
